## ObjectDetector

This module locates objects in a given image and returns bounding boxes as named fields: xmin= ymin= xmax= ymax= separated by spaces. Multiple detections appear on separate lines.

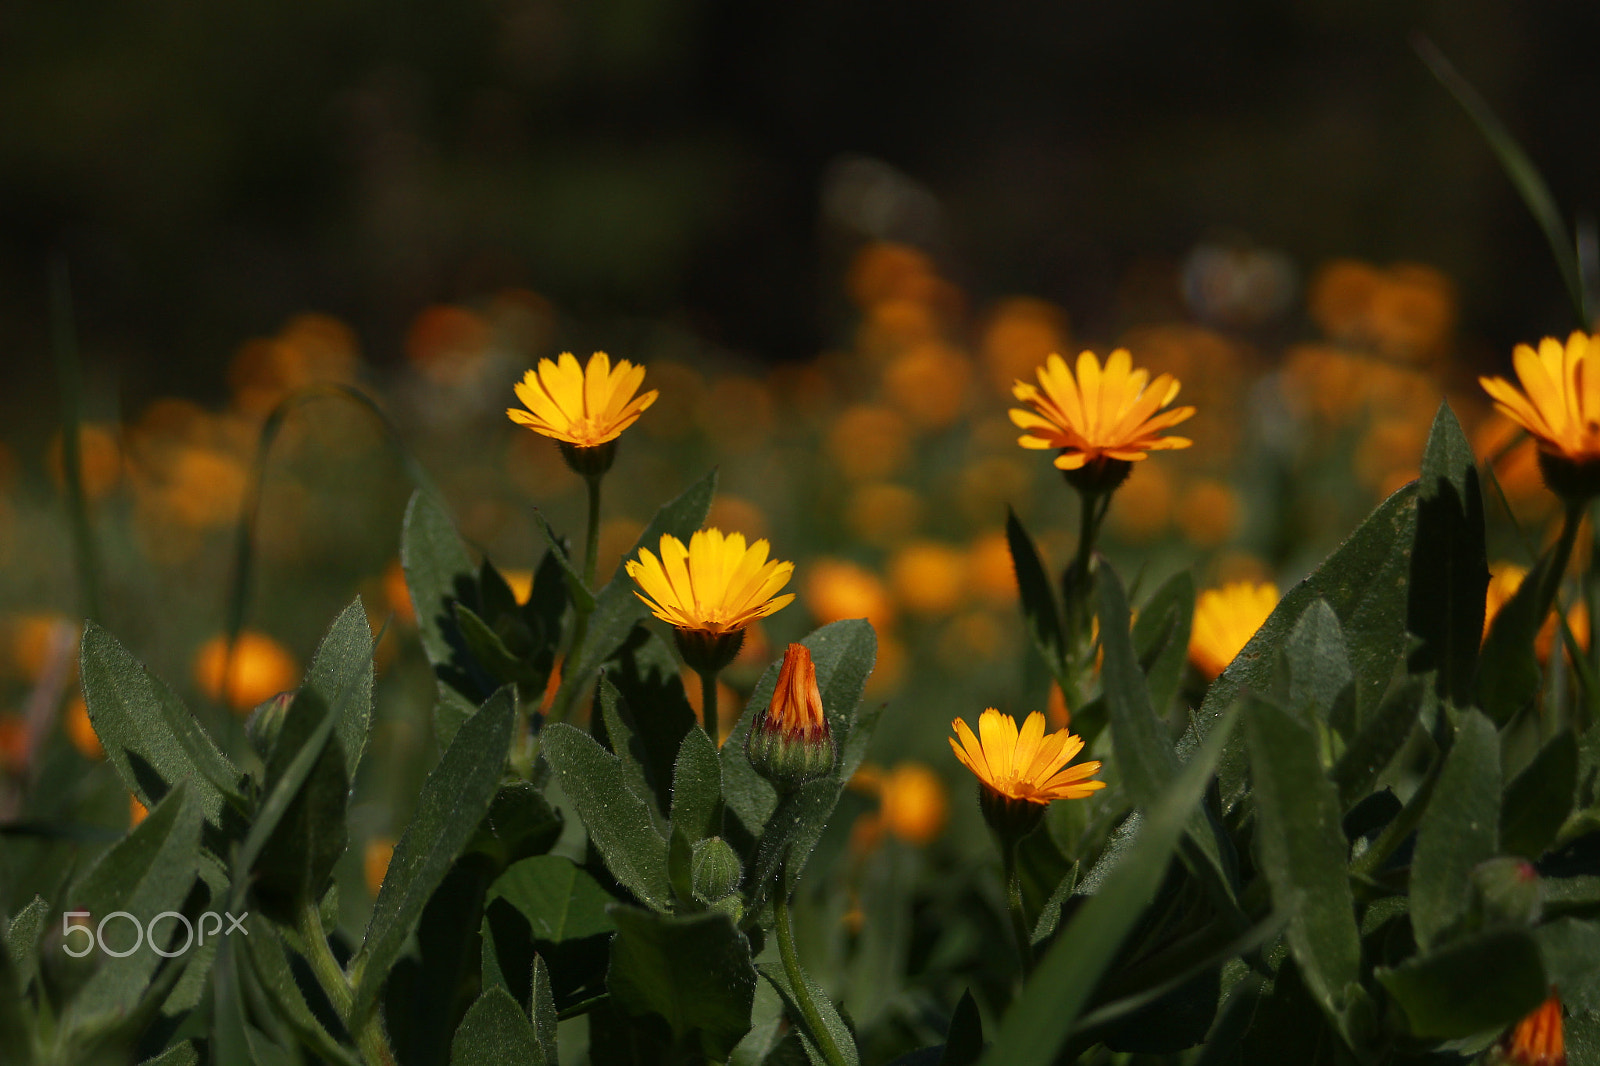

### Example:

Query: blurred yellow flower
xmin=1011 ymin=350 xmax=1195 ymax=472
xmin=981 ymin=297 xmax=1070 ymax=397
xmin=804 ymin=558 xmax=895 ymax=628
xmin=193 ymin=631 xmax=299 ymax=714
xmin=65 ymin=695 xmax=101 ymax=760
xmin=499 ymin=569 xmax=533 ymax=604
xmin=507 ymin=351 xmax=657 ymax=447
xmin=966 ymin=532 xmax=1018 ymax=606
xmin=1189 ymin=582 xmax=1279 ymax=680
xmin=1483 ymin=561 xmax=1590 ymax=663
xmin=889 ymin=541 xmax=967 ymax=616
xmin=949 ymin=709 xmax=1104 ymax=804
xmin=626 ymin=529 xmax=794 ymax=636
xmin=130 ymin=795 xmax=148 ymax=827
xmin=47 ymin=424 xmax=123 ymax=501
xmin=405 ymin=305 xmax=492 ymax=386
xmin=883 ymin=343 xmax=973 ymax=429
xmin=1106 ymin=461 xmax=1173 ymax=542
xmin=828 ymin=405 xmax=911 ymax=481
xmin=1481 ymin=332 xmax=1600 ymax=470
xmin=364 ymin=837 xmax=396 ymax=897
xmin=1046 ymin=682 xmax=1071 ymax=731
xmin=383 ymin=559 xmax=416 ymax=626
xmin=707 ymin=494 xmax=769 ymax=541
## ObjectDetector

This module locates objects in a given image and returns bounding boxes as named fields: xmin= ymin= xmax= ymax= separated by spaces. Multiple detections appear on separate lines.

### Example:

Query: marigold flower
xmin=1189 ymin=582 xmax=1279 ymax=681
xmin=507 ymin=351 xmax=657 ymax=448
xmin=626 ymin=529 xmax=794 ymax=637
xmin=1503 ymin=991 xmax=1565 ymax=1066
xmin=1481 ymin=333 xmax=1600 ymax=500
xmin=1010 ymin=350 xmax=1195 ymax=484
xmin=748 ymin=643 xmax=834 ymax=790
xmin=193 ymin=631 xmax=299 ymax=714
xmin=949 ymin=709 xmax=1104 ymax=807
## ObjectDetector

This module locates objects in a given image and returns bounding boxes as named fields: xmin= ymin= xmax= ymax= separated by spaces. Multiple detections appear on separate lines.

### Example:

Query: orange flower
xmin=1010 ymin=350 xmax=1195 ymax=473
xmin=507 ymin=351 xmax=657 ymax=448
xmin=193 ymin=631 xmax=299 ymax=714
xmin=747 ymin=643 xmax=834 ymax=789
xmin=949 ymin=708 xmax=1104 ymax=805
xmin=1481 ymin=333 xmax=1600 ymax=468
xmin=1503 ymin=992 xmax=1565 ymax=1066
xmin=877 ymin=763 xmax=948 ymax=845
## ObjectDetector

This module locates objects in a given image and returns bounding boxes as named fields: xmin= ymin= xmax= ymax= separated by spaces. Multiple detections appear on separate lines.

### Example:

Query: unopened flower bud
xmin=675 ymin=626 xmax=745 ymax=676
xmin=246 ymin=691 xmax=296 ymax=758
xmin=747 ymin=644 xmax=835 ymax=792
xmin=1468 ymin=857 xmax=1542 ymax=928
xmin=690 ymin=837 xmax=743 ymax=903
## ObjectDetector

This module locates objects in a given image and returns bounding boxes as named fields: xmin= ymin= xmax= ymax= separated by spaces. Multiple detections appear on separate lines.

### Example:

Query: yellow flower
xmin=948 ymin=708 xmax=1104 ymax=805
xmin=507 ymin=351 xmax=657 ymax=447
xmin=625 ymin=529 xmax=795 ymax=636
xmin=1480 ymin=332 xmax=1600 ymax=467
xmin=364 ymin=837 xmax=396 ymax=898
xmin=193 ymin=631 xmax=299 ymax=714
xmin=1503 ymin=991 xmax=1564 ymax=1066
xmin=1190 ymin=582 xmax=1279 ymax=681
xmin=1010 ymin=350 xmax=1195 ymax=472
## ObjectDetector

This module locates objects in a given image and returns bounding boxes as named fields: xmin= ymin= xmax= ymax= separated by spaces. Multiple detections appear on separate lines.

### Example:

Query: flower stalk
xmin=774 ymin=856 xmax=850 ymax=1066
xmin=296 ymin=899 xmax=396 ymax=1066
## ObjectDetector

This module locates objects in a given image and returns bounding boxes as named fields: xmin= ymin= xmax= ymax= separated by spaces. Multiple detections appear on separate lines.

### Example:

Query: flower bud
xmin=690 ymin=837 xmax=743 ymax=903
xmin=1468 ymin=857 xmax=1542 ymax=928
xmin=747 ymin=643 xmax=835 ymax=791
xmin=675 ymin=626 xmax=746 ymax=676
xmin=246 ymin=691 xmax=295 ymax=758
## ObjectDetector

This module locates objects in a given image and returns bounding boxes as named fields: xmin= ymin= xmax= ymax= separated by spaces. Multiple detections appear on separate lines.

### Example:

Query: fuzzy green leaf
xmin=1132 ymin=569 xmax=1195 ymax=719
xmin=1245 ymin=696 xmax=1362 ymax=1033
xmin=1502 ymin=731 xmax=1578 ymax=860
xmin=490 ymin=855 xmax=617 ymax=943
xmin=302 ymin=596 xmax=375 ymax=783
xmin=1006 ymin=507 xmax=1065 ymax=668
xmin=1411 ymin=710 xmax=1501 ymax=949
xmin=1377 ymin=927 xmax=1546 ymax=1038
xmin=761 ymin=961 xmax=861 ymax=1066
xmin=1407 ymin=403 xmax=1488 ymax=710
xmin=1332 ymin=675 xmax=1430 ymax=809
xmin=1280 ymin=599 xmax=1355 ymax=727
xmin=607 ymin=905 xmax=758 ymax=1061
xmin=401 ymin=490 xmax=485 ymax=700
xmin=451 ymin=985 xmax=546 ymax=1065
xmin=1197 ymin=485 xmax=1416 ymax=808
xmin=4 ymin=897 xmax=46 ymax=995
xmin=351 ymin=687 xmax=515 ymax=1021
xmin=541 ymin=722 xmax=672 ymax=910
xmin=80 ymin=623 xmax=242 ymax=825
xmin=671 ymin=726 xmax=724 ymax=844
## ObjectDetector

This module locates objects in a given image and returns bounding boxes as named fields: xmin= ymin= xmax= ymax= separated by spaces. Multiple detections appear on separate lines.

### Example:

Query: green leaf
xmin=234 ymin=685 xmax=342 ymax=916
xmin=138 ymin=1043 xmax=199 ymax=1066
xmin=1535 ymin=918 xmax=1600 ymax=1015
xmin=977 ymin=702 xmax=1241 ymax=1066
xmin=596 ymin=675 xmax=667 ymax=828
xmin=351 ymin=687 xmax=515 ymax=1021
xmin=245 ymin=925 xmax=363 ymax=1066
xmin=302 ymin=597 xmax=376 ymax=784
xmin=1415 ymin=37 xmax=1587 ymax=324
xmin=1197 ymin=485 xmax=1416 ymax=809
xmin=474 ymin=781 xmax=564 ymax=867
xmin=434 ymin=686 xmax=478 ymax=753
xmin=760 ymin=962 xmax=860 ymax=1066
xmin=1099 ymin=567 xmax=1236 ymax=905
xmin=80 ymin=622 xmax=242 ymax=825
xmin=1411 ymin=710 xmax=1501 ymax=949
xmin=490 ymin=855 xmax=618 ymax=943
xmin=1131 ymin=569 xmax=1195 ymax=719
xmin=1377 ymin=927 xmax=1547 ymax=1038
xmin=607 ymin=628 xmax=700 ymax=818
xmin=532 ymin=953 xmax=559 ymax=1062
xmin=454 ymin=603 xmax=545 ymax=691
xmin=1407 ymin=403 xmax=1488 ymax=710
xmin=1280 ymin=599 xmax=1355 ymax=727
xmin=451 ymin=985 xmax=547 ymax=1065
xmin=564 ymin=469 xmax=717 ymax=702
xmin=1502 ymin=731 xmax=1578 ymax=860
xmin=1245 ymin=696 xmax=1362 ymax=1032
xmin=63 ymin=784 xmax=203 ymax=1038
xmin=402 ymin=490 xmax=493 ymax=703
xmin=940 ymin=990 xmax=984 ymax=1066
xmin=4 ymin=897 xmax=46 ymax=994
xmin=671 ymin=727 xmax=724 ymax=844
xmin=1006 ymin=507 xmax=1065 ymax=669
xmin=541 ymin=722 xmax=672 ymax=910
xmin=607 ymin=905 xmax=758 ymax=1061
xmin=1331 ymin=675 xmax=1430 ymax=809
xmin=533 ymin=509 xmax=596 ymax=614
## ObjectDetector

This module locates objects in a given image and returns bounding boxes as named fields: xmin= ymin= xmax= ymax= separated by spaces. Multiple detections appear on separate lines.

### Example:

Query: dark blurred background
xmin=2 ymin=0 xmax=1596 ymax=439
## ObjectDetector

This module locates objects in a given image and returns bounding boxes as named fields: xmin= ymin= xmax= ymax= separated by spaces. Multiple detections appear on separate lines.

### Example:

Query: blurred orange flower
xmin=804 ymin=558 xmax=895 ymax=629
xmin=193 ymin=631 xmax=299 ymax=714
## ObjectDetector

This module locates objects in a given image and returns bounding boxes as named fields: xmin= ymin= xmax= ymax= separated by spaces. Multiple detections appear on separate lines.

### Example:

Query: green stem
xmin=51 ymin=257 xmax=102 ymax=625
xmin=774 ymin=860 xmax=849 ymax=1066
xmin=1060 ymin=488 xmax=1108 ymax=706
xmin=1003 ymin=838 xmax=1034 ymax=973
xmin=699 ymin=668 xmax=719 ymax=748
xmin=297 ymin=900 xmax=395 ymax=1066
xmin=549 ymin=473 xmax=606 ymax=724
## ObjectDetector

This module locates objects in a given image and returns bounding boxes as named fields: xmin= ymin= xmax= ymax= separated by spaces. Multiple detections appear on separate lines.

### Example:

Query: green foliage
xmin=450 ymin=985 xmax=548 ymax=1065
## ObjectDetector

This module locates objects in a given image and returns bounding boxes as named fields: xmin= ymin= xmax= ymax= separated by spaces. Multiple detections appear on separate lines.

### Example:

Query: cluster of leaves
xmin=0 ymin=466 xmax=887 ymax=1066
xmin=986 ymin=402 xmax=1600 ymax=1064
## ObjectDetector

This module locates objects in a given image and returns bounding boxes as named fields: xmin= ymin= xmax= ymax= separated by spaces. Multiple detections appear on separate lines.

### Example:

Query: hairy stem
xmin=774 ymin=859 xmax=850 ymax=1066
